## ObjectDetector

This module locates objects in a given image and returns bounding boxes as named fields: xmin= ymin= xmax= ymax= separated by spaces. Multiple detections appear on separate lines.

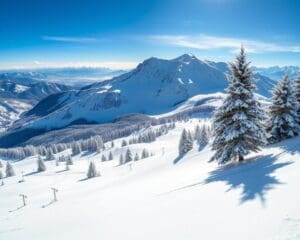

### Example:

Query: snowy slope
xmin=0 ymin=119 xmax=299 ymax=240
xmin=0 ymin=79 xmax=73 ymax=132
xmin=0 ymin=99 xmax=32 ymax=132
xmin=11 ymin=54 xmax=274 ymax=132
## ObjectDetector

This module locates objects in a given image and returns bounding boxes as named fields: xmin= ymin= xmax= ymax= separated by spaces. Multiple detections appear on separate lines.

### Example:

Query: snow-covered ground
xmin=0 ymin=119 xmax=299 ymax=240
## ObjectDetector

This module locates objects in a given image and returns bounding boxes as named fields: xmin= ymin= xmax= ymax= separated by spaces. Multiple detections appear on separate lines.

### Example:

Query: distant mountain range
xmin=0 ymin=74 xmax=73 ymax=132
xmin=0 ymin=54 xmax=276 ymax=147
xmin=0 ymin=67 xmax=128 ymax=87
xmin=255 ymin=66 xmax=299 ymax=80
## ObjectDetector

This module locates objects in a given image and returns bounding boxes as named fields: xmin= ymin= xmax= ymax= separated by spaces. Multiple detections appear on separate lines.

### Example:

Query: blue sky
xmin=0 ymin=0 xmax=299 ymax=69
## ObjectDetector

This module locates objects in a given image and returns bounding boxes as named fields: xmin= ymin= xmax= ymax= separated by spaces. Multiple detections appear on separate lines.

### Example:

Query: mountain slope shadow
xmin=204 ymin=155 xmax=293 ymax=205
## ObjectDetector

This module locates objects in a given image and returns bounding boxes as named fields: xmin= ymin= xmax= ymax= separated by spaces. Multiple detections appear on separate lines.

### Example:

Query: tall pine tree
xmin=294 ymin=72 xmax=300 ymax=119
xmin=266 ymin=75 xmax=300 ymax=143
xmin=212 ymin=47 xmax=266 ymax=164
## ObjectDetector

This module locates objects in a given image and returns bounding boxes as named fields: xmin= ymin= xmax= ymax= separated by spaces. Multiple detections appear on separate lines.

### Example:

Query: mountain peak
xmin=174 ymin=54 xmax=197 ymax=63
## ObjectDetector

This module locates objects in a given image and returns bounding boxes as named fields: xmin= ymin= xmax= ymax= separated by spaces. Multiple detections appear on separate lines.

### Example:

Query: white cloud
xmin=149 ymin=34 xmax=300 ymax=53
xmin=42 ymin=36 xmax=99 ymax=43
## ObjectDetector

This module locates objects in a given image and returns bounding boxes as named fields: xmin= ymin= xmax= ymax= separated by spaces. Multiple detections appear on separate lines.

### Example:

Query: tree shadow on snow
xmin=24 ymin=171 xmax=39 ymax=176
xmin=204 ymin=154 xmax=293 ymax=205
xmin=173 ymin=155 xmax=184 ymax=164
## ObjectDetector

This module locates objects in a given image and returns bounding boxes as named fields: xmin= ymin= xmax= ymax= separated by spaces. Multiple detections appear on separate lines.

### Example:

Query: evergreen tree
xmin=108 ymin=151 xmax=113 ymax=160
xmin=199 ymin=125 xmax=209 ymax=147
xmin=66 ymin=155 xmax=73 ymax=165
xmin=134 ymin=153 xmax=139 ymax=161
xmin=101 ymin=155 xmax=107 ymax=162
xmin=178 ymin=129 xmax=193 ymax=156
xmin=111 ymin=141 xmax=115 ymax=148
xmin=266 ymin=75 xmax=300 ymax=143
xmin=125 ymin=149 xmax=133 ymax=163
xmin=294 ymin=72 xmax=300 ymax=118
xmin=119 ymin=154 xmax=124 ymax=165
xmin=141 ymin=149 xmax=149 ymax=159
xmin=46 ymin=149 xmax=55 ymax=161
xmin=211 ymin=47 xmax=266 ymax=164
xmin=6 ymin=162 xmax=15 ymax=177
xmin=72 ymin=142 xmax=81 ymax=155
xmin=37 ymin=156 xmax=47 ymax=172
xmin=121 ymin=139 xmax=128 ymax=147
xmin=87 ymin=161 xmax=99 ymax=178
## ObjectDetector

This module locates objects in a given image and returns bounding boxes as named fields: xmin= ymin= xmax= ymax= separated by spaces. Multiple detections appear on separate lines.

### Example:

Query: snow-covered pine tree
xmin=72 ymin=142 xmax=81 ymax=155
xmin=66 ymin=155 xmax=73 ymax=165
xmin=101 ymin=155 xmax=107 ymax=162
xmin=294 ymin=72 xmax=300 ymax=118
xmin=194 ymin=125 xmax=201 ymax=141
xmin=178 ymin=129 xmax=193 ymax=156
xmin=134 ymin=153 xmax=139 ymax=161
xmin=6 ymin=162 xmax=15 ymax=177
xmin=141 ymin=149 xmax=149 ymax=159
xmin=119 ymin=154 xmax=124 ymax=165
xmin=196 ymin=125 xmax=210 ymax=148
xmin=108 ymin=151 xmax=113 ymax=160
xmin=87 ymin=161 xmax=99 ymax=178
xmin=266 ymin=75 xmax=300 ymax=143
xmin=37 ymin=156 xmax=47 ymax=172
xmin=121 ymin=139 xmax=128 ymax=147
xmin=211 ymin=47 xmax=266 ymax=164
xmin=46 ymin=148 xmax=55 ymax=161
xmin=125 ymin=149 xmax=133 ymax=163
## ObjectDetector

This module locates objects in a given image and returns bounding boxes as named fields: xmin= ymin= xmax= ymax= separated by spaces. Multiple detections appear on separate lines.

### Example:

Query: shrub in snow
xmin=211 ymin=47 xmax=266 ymax=164
xmin=6 ymin=162 xmax=15 ymax=177
xmin=178 ymin=129 xmax=193 ymax=156
xmin=87 ymin=161 xmax=99 ymax=178
xmin=37 ymin=156 xmax=47 ymax=172
xmin=134 ymin=153 xmax=139 ymax=161
xmin=125 ymin=149 xmax=133 ymax=163
xmin=266 ymin=75 xmax=300 ymax=143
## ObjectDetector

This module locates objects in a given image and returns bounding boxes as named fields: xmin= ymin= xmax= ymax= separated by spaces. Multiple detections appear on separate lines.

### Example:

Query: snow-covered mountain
xmin=0 ymin=77 xmax=73 ymax=132
xmin=11 ymin=54 xmax=274 ymax=131
xmin=255 ymin=65 xmax=300 ymax=81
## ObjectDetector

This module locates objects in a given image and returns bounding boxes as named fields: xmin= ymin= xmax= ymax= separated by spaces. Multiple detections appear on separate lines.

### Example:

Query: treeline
xmin=0 ymin=122 xmax=176 ymax=161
